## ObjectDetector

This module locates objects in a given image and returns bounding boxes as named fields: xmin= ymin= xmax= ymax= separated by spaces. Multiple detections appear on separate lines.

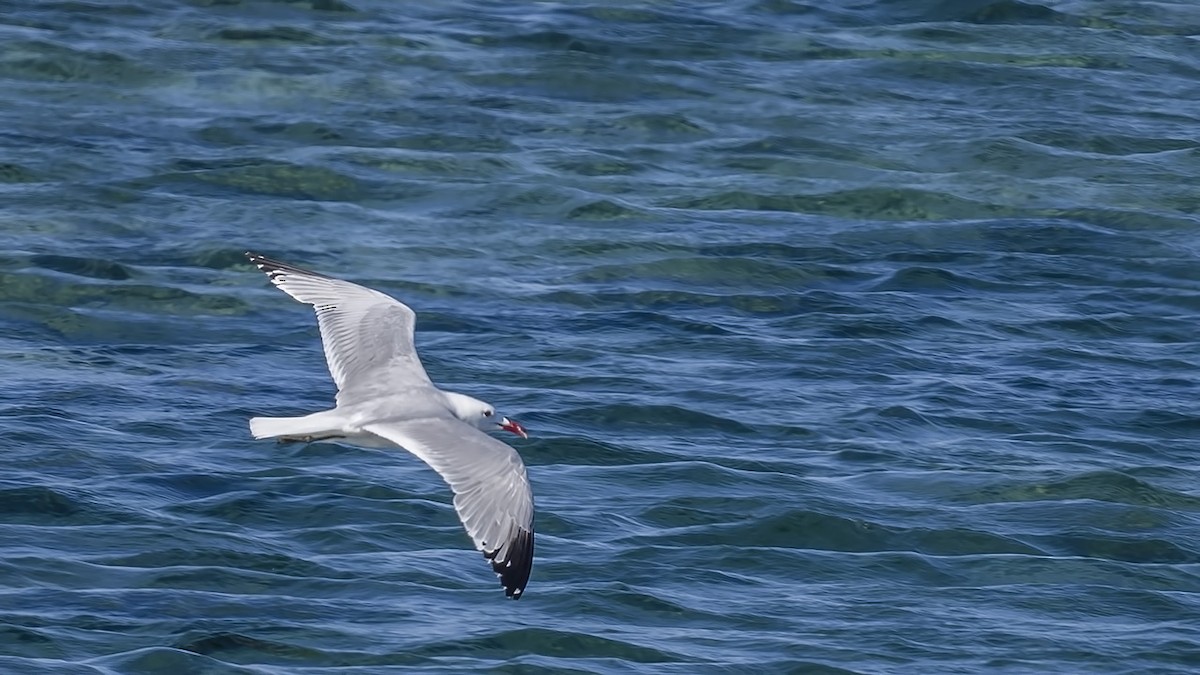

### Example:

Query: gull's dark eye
xmin=483 ymin=410 xmax=493 ymax=418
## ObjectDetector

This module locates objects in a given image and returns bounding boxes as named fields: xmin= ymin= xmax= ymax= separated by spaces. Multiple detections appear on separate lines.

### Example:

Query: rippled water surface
xmin=3 ymin=1 xmax=1200 ymax=673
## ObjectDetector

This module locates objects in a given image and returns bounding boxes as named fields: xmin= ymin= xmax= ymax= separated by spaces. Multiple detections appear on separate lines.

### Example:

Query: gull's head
xmin=444 ymin=392 xmax=528 ymax=439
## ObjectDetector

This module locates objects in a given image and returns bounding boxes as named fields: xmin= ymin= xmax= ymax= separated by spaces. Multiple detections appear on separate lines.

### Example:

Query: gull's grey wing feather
xmin=246 ymin=252 xmax=431 ymax=402
xmin=362 ymin=418 xmax=535 ymax=598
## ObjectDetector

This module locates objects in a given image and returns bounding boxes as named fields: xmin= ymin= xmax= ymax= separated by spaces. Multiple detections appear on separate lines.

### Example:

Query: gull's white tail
xmin=249 ymin=411 xmax=342 ymax=440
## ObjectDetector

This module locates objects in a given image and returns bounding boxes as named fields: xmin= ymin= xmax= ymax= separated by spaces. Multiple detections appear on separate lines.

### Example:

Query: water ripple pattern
xmin=2 ymin=0 xmax=1200 ymax=673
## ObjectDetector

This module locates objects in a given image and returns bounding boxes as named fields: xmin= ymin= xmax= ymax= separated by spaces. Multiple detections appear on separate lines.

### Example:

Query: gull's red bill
xmin=500 ymin=417 xmax=528 ymax=439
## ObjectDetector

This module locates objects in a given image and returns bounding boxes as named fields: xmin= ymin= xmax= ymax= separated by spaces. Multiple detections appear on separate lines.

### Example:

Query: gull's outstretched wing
xmin=363 ymin=418 xmax=535 ymax=599
xmin=246 ymin=252 xmax=431 ymax=403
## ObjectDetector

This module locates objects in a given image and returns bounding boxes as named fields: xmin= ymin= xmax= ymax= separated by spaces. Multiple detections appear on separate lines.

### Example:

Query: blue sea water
xmin=2 ymin=0 xmax=1200 ymax=672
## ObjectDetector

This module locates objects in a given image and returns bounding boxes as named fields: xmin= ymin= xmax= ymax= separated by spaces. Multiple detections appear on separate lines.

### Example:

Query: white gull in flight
xmin=245 ymin=252 xmax=534 ymax=598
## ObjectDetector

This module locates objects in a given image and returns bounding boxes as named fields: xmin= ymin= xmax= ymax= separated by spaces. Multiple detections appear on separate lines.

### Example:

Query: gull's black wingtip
xmin=245 ymin=251 xmax=276 ymax=272
xmin=245 ymin=251 xmax=285 ymax=270
xmin=244 ymin=252 xmax=330 ymax=280
xmin=487 ymin=528 xmax=534 ymax=600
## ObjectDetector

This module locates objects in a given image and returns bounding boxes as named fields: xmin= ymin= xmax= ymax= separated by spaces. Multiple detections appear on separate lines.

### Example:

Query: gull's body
xmin=245 ymin=252 xmax=534 ymax=598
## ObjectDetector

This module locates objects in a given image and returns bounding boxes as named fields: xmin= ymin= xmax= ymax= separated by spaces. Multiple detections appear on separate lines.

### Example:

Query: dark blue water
xmin=2 ymin=1 xmax=1200 ymax=672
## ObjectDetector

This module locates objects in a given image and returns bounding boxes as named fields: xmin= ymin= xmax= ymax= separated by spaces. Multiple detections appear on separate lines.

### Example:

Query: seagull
xmin=244 ymin=252 xmax=534 ymax=599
